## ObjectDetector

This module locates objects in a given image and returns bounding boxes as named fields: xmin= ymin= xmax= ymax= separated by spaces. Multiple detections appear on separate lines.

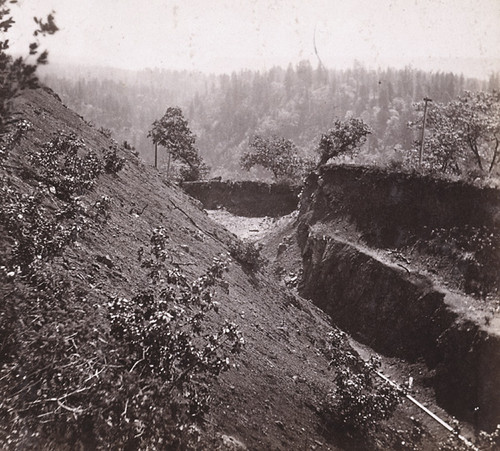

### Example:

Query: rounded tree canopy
xmin=241 ymin=134 xmax=306 ymax=180
xmin=318 ymin=118 xmax=372 ymax=166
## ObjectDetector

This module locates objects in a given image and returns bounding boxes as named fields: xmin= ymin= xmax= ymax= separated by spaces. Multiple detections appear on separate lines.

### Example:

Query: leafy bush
xmin=138 ymin=226 xmax=171 ymax=282
xmin=98 ymin=126 xmax=112 ymax=138
xmin=229 ymin=240 xmax=266 ymax=272
xmin=0 ymin=182 xmax=86 ymax=274
xmin=0 ymin=196 xmax=243 ymax=448
xmin=0 ymin=119 xmax=33 ymax=165
xmin=93 ymin=195 xmax=113 ymax=221
xmin=103 ymin=144 xmax=126 ymax=174
xmin=178 ymin=159 xmax=209 ymax=182
xmin=28 ymin=131 xmax=103 ymax=200
xmin=320 ymin=329 xmax=405 ymax=436
xmin=107 ymin=233 xmax=244 ymax=446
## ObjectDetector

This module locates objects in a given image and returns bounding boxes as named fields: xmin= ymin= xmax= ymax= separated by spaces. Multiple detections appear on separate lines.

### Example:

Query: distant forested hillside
xmin=43 ymin=63 xmax=499 ymax=178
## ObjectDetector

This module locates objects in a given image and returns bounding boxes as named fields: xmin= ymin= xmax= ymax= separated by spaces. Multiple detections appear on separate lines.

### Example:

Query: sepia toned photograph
xmin=1 ymin=1 xmax=499 ymax=449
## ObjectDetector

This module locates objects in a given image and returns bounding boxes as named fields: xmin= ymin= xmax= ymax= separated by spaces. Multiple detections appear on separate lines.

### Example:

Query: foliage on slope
xmin=0 ymin=89 xmax=242 ymax=449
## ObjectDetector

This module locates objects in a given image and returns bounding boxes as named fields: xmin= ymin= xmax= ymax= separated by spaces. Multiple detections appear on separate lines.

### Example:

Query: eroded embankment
xmin=182 ymin=180 xmax=300 ymax=217
xmin=299 ymin=165 xmax=500 ymax=246
xmin=297 ymin=165 xmax=500 ymax=431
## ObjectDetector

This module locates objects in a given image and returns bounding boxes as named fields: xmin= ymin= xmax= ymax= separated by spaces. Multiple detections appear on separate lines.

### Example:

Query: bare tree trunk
xmin=468 ymin=136 xmax=484 ymax=172
xmin=419 ymin=97 xmax=432 ymax=167
xmin=489 ymin=137 xmax=499 ymax=173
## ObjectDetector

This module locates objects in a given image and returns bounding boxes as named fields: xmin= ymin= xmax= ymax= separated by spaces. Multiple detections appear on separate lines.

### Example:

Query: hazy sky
xmin=10 ymin=0 xmax=500 ymax=77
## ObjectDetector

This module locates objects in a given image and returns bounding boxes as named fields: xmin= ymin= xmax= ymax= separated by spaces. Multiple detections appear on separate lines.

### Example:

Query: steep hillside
xmin=4 ymin=88 xmax=500 ymax=450
xmin=0 ymin=88 xmax=453 ymax=450
xmin=0 ymin=88 xmax=334 ymax=449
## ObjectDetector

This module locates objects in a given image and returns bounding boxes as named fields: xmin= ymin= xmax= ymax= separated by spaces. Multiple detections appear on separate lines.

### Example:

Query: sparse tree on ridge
xmin=148 ymin=106 xmax=207 ymax=181
xmin=241 ymin=134 xmax=306 ymax=181
xmin=317 ymin=118 xmax=372 ymax=167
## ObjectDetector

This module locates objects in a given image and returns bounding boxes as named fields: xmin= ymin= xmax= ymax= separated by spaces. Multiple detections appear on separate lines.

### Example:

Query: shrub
xmin=28 ymin=131 xmax=103 ymax=200
xmin=0 ymin=182 xmax=86 ymax=273
xmin=320 ymin=329 xmax=405 ymax=436
xmin=93 ymin=195 xmax=113 ymax=221
xmin=0 ymin=120 xmax=33 ymax=165
xmin=98 ymin=127 xmax=112 ymax=138
xmin=0 ymin=206 xmax=243 ymax=448
xmin=229 ymin=240 xmax=266 ymax=271
xmin=107 ymin=236 xmax=244 ymax=447
xmin=103 ymin=144 xmax=126 ymax=174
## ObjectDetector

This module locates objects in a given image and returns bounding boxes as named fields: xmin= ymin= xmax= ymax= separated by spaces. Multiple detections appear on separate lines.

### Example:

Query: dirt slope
xmin=4 ymin=88 xmax=487 ymax=450
xmin=0 ymin=88 xmax=394 ymax=450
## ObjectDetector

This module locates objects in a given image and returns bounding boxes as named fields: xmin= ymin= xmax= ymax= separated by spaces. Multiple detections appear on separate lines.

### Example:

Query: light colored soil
xmin=206 ymin=209 xmax=297 ymax=242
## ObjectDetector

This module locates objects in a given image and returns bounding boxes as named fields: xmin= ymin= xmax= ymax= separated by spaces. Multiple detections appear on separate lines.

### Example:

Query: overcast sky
xmin=9 ymin=0 xmax=500 ymax=78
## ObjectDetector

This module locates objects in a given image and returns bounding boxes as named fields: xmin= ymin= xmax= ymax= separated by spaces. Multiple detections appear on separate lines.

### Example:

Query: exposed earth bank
xmin=3 ymin=87 xmax=499 ymax=450
xmin=296 ymin=166 xmax=500 ymax=431
xmin=182 ymin=180 xmax=300 ymax=217
xmin=196 ymin=168 xmax=500 ymax=434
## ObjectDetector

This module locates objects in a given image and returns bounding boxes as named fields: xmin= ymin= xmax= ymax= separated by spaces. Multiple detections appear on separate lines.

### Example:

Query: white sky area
xmin=9 ymin=0 xmax=500 ymax=78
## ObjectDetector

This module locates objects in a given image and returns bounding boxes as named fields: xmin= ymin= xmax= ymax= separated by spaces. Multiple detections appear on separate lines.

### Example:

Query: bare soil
xmin=207 ymin=206 xmax=483 ymax=448
xmin=2 ymin=87 xmax=490 ymax=450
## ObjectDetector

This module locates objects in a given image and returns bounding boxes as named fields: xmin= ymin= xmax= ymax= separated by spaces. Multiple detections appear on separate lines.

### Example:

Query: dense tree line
xmin=43 ymin=62 xmax=499 ymax=178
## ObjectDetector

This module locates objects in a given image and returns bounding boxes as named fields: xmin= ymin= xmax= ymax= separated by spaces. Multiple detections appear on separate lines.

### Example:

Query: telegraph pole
xmin=419 ymin=97 xmax=432 ymax=167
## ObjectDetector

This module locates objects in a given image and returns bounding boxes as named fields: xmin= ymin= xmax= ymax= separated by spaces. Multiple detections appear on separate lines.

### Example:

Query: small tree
xmin=147 ymin=107 xmax=206 ymax=180
xmin=413 ymin=91 xmax=500 ymax=175
xmin=317 ymin=118 xmax=371 ymax=166
xmin=241 ymin=134 xmax=305 ymax=180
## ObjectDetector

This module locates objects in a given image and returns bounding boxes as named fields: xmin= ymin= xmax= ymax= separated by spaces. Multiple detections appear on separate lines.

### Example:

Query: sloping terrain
xmin=0 ymin=88 xmax=339 ymax=450
xmin=0 ymin=88 xmax=457 ymax=450
xmin=4 ymin=88 xmax=500 ymax=450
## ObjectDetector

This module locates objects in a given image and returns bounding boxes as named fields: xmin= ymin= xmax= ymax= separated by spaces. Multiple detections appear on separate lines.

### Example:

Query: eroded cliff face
xmin=299 ymin=165 xmax=500 ymax=248
xmin=182 ymin=180 xmax=300 ymax=217
xmin=296 ymin=165 xmax=500 ymax=431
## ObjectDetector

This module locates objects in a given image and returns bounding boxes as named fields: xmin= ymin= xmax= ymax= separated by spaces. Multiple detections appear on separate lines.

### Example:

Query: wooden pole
xmin=419 ymin=97 xmax=432 ymax=167
xmin=154 ymin=142 xmax=158 ymax=168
